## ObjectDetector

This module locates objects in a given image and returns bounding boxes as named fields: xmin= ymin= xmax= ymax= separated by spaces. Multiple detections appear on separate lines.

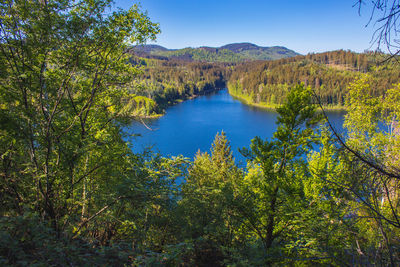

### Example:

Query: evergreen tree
xmin=178 ymin=132 xmax=243 ymax=265
xmin=239 ymin=84 xmax=324 ymax=263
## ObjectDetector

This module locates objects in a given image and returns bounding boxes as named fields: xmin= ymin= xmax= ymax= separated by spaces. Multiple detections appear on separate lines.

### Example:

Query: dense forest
xmin=128 ymin=49 xmax=400 ymax=117
xmin=125 ymin=55 xmax=229 ymax=116
xmin=1 ymin=0 xmax=400 ymax=266
xmin=228 ymin=50 xmax=400 ymax=108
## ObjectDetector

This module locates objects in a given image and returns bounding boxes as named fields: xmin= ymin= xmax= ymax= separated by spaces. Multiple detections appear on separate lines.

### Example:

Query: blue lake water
xmin=125 ymin=89 xmax=345 ymax=165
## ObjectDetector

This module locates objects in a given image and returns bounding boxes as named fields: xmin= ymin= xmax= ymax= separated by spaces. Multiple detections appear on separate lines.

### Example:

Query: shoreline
xmin=228 ymin=88 xmax=347 ymax=112
xmin=133 ymin=86 xmax=346 ymax=120
xmin=133 ymin=87 xmax=226 ymax=119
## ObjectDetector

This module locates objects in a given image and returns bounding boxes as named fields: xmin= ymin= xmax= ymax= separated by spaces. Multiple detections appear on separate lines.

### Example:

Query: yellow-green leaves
xmin=0 ymin=0 xmax=161 ymax=237
xmin=345 ymin=74 xmax=400 ymax=165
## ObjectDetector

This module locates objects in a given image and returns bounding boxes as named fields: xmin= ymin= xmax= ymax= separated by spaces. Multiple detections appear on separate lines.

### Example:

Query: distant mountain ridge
xmin=135 ymin=44 xmax=168 ymax=53
xmin=133 ymin=42 xmax=300 ymax=62
xmin=220 ymin=42 xmax=284 ymax=52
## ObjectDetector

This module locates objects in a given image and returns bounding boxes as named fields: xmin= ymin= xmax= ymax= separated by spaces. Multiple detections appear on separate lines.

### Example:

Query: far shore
xmin=133 ymin=87 xmax=226 ymax=119
xmin=228 ymin=89 xmax=347 ymax=112
xmin=132 ymin=86 xmax=346 ymax=120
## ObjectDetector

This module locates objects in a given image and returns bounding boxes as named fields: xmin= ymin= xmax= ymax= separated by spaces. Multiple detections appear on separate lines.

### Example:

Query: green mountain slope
xmin=134 ymin=42 xmax=299 ymax=62
xmin=228 ymin=50 xmax=400 ymax=108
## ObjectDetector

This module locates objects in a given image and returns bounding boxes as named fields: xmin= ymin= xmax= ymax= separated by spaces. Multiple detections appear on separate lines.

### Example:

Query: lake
xmin=125 ymin=89 xmax=345 ymax=165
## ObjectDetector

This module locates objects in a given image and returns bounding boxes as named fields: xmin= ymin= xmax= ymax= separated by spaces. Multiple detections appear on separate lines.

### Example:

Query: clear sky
xmin=116 ymin=0 xmax=378 ymax=55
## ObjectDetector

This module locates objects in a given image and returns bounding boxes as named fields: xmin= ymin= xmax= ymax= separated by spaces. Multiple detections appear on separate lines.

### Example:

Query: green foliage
xmin=308 ymin=75 xmax=400 ymax=264
xmin=237 ymin=85 xmax=327 ymax=263
xmin=228 ymin=50 xmax=400 ymax=108
xmin=135 ymin=42 xmax=299 ymax=63
xmin=1 ymin=0 xmax=400 ymax=265
xmin=0 ymin=214 xmax=136 ymax=266
xmin=176 ymin=132 xmax=245 ymax=265
xmin=0 ymin=0 xmax=188 ymax=264
xmin=343 ymin=76 xmax=400 ymax=262
xmin=126 ymin=57 xmax=228 ymax=115
xmin=154 ymin=47 xmax=245 ymax=63
xmin=180 ymin=132 xmax=242 ymax=237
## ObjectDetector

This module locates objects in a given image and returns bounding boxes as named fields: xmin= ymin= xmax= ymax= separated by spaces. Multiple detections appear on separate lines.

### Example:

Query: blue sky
xmin=116 ymin=0 xmax=378 ymax=54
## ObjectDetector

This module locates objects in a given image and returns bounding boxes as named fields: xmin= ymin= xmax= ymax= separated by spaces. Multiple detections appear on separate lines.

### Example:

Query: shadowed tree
xmin=0 ymin=0 xmax=160 ymax=233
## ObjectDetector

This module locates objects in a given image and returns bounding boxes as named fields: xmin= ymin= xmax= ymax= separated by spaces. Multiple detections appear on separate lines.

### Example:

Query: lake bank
xmin=228 ymin=87 xmax=347 ymax=112
xmin=126 ymin=89 xmax=345 ymax=163
xmin=133 ymin=87 xmax=226 ymax=119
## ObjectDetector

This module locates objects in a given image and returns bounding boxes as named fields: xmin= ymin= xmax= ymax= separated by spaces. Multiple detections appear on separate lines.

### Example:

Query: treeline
xmin=135 ymin=43 xmax=299 ymax=62
xmin=228 ymin=50 xmax=400 ymax=107
xmin=150 ymin=47 xmax=245 ymax=62
xmin=124 ymin=55 xmax=230 ymax=116
xmin=126 ymin=50 xmax=400 ymax=116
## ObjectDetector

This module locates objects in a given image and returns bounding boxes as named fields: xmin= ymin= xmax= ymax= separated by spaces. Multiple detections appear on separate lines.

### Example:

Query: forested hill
xmin=125 ymin=50 xmax=400 ymax=116
xmin=124 ymin=56 xmax=229 ymax=116
xmin=133 ymin=42 xmax=299 ymax=62
xmin=228 ymin=50 xmax=400 ymax=107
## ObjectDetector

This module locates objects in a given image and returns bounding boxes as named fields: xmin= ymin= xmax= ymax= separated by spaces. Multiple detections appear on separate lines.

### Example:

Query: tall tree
xmin=178 ymin=132 xmax=243 ymax=265
xmin=0 ymin=0 xmax=159 ymax=234
xmin=239 ymin=84 xmax=323 ymax=262
xmin=317 ymin=75 xmax=400 ymax=264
